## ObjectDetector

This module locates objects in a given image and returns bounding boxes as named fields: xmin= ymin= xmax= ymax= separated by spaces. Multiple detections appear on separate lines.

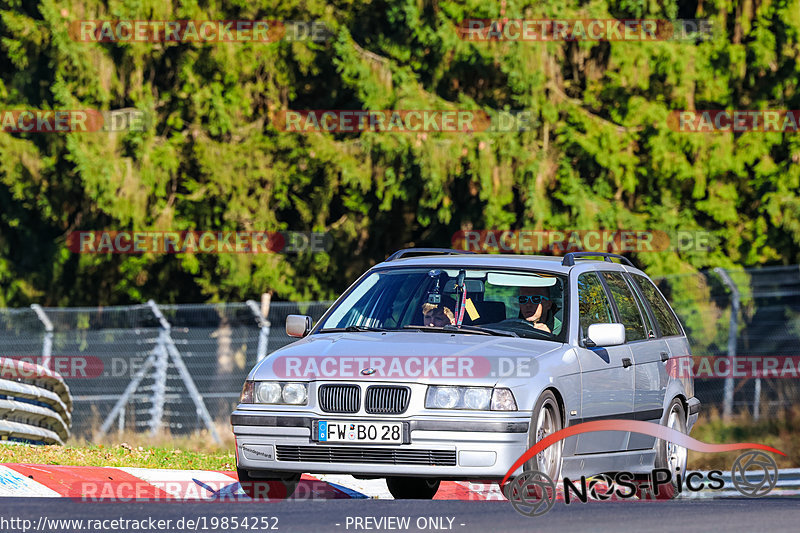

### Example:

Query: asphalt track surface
xmin=4 ymin=497 xmax=799 ymax=533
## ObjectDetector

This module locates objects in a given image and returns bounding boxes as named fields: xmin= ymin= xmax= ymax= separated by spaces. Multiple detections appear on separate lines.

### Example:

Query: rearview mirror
xmin=585 ymin=323 xmax=625 ymax=347
xmin=286 ymin=315 xmax=313 ymax=338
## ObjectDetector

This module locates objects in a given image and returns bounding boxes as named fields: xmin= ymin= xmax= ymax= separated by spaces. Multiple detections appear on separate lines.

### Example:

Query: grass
xmin=0 ymin=428 xmax=236 ymax=471
xmin=688 ymin=407 xmax=800 ymax=470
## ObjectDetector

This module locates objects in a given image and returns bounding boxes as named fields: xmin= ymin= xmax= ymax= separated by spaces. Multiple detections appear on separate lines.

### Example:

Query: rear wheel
xmin=635 ymin=398 xmax=687 ymax=500
xmin=385 ymin=477 xmax=440 ymax=499
xmin=236 ymin=467 xmax=301 ymax=500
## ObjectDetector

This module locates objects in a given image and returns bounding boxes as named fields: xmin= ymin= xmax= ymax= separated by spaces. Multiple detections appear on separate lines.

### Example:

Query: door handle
xmin=660 ymin=351 xmax=669 ymax=362
xmin=622 ymin=357 xmax=632 ymax=368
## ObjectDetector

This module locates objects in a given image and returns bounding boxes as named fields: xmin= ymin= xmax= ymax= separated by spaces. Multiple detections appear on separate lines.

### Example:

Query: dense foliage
xmin=1 ymin=0 xmax=799 ymax=308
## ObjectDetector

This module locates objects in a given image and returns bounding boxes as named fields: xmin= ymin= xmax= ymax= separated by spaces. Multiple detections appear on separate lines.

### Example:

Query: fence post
xmin=753 ymin=378 xmax=761 ymax=421
xmin=247 ymin=294 xmax=271 ymax=362
xmin=714 ymin=267 xmax=739 ymax=421
xmin=31 ymin=304 xmax=53 ymax=370
xmin=147 ymin=300 xmax=222 ymax=445
xmin=148 ymin=329 xmax=169 ymax=435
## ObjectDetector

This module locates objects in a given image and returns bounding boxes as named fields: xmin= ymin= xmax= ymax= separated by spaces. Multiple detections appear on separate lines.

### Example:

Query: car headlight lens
xmin=244 ymin=381 xmax=308 ymax=405
xmin=491 ymin=388 xmax=518 ymax=411
xmin=429 ymin=386 xmax=461 ymax=409
xmin=463 ymin=388 xmax=492 ymax=410
xmin=426 ymin=386 xmax=514 ymax=410
xmin=282 ymin=383 xmax=308 ymax=405
xmin=255 ymin=382 xmax=282 ymax=404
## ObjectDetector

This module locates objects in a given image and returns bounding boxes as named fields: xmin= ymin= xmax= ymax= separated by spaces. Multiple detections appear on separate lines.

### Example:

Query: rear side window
xmin=626 ymin=275 xmax=656 ymax=339
xmin=601 ymin=272 xmax=647 ymax=342
xmin=577 ymin=273 xmax=614 ymax=334
xmin=632 ymin=274 xmax=682 ymax=337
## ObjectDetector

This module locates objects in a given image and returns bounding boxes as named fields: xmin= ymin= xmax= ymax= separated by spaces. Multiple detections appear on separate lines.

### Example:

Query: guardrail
xmin=0 ymin=358 xmax=73 ymax=445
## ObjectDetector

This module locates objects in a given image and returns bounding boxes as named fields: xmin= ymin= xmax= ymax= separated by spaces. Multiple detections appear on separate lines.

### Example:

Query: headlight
xmin=463 ymin=388 xmax=492 ymax=410
xmin=243 ymin=381 xmax=308 ymax=405
xmin=426 ymin=386 xmax=514 ymax=410
xmin=255 ymin=382 xmax=282 ymax=404
xmin=491 ymin=388 xmax=518 ymax=411
xmin=282 ymin=383 xmax=308 ymax=405
xmin=429 ymin=386 xmax=461 ymax=409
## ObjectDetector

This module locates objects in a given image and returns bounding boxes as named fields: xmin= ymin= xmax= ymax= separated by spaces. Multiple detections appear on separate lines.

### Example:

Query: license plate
xmin=317 ymin=421 xmax=403 ymax=443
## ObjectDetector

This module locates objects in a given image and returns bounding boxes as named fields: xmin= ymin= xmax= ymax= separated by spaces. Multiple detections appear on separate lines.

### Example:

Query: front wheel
xmin=385 ymin=477 xmax=440 ymax=499
xmin=526 ymin=390 xmax=563 ymax=481
xmin=236 ymin=467 xmax=301 ymax=500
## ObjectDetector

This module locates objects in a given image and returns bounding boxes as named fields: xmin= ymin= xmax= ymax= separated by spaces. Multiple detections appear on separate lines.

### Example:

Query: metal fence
xmin=0 ymin=264 xmax=798 ymax=441
xmin=653 ymin=265 xmax=800 ymax=419
xmin=0 ymin=299 xmax=331 ymax=441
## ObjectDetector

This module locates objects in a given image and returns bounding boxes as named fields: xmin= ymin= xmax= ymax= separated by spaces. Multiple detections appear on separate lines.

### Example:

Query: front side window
xmin=316 ymin=267 xmax=568 ymax=341
xmin=601 ymin=271 xmax=647 ymax=342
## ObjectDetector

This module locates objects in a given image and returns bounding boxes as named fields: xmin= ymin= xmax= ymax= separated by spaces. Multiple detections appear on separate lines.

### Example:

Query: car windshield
xmin=317 ymin=267 xmax=567 ymax=341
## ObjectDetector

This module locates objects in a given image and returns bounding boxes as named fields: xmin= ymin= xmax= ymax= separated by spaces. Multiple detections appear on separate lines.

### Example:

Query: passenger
xmin=421 ymin=302 xmax=455 ymax=327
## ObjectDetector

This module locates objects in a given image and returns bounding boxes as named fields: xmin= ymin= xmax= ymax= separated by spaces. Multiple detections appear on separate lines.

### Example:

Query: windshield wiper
xmin=402 ymin=325 xmax=455 ymax=333
xmin=443 ymin=324 xmax=518 ymax=337
xmin=319 ymin=325 xmax=388 ymax=333
xmin=402 ymin=324 xmax=517 ymax=337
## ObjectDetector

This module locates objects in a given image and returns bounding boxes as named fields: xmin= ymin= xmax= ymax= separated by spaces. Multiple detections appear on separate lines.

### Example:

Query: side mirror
xmin=286 ymin=315 xmax=313 ymax=338
xmin=585 ymin=323 xmax=626 ymax=347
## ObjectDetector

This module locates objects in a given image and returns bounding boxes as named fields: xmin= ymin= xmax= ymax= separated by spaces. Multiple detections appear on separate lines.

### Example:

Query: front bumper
xmin=231 ymin=410 xmax=530 ymax=479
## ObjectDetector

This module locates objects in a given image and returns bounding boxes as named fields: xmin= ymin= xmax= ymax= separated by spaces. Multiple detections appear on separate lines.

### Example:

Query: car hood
xmin=249 ymin=330 xmax=565 ymax=386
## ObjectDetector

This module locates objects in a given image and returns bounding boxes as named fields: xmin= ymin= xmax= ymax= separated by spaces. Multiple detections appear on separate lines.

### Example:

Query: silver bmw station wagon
xmin=231 ymin=249 xmax=699 ymax=499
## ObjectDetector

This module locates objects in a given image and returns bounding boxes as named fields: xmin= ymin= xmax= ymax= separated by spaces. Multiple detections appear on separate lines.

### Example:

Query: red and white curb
xmin=0 ymin=464 xmax=508 ymax=500
xmin=5 ymin=464 xmax=794 ymax=500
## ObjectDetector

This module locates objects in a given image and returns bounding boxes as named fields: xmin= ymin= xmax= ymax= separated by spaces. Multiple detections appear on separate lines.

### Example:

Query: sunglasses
xmin=518 ymin=295 xmax=550 ymax=304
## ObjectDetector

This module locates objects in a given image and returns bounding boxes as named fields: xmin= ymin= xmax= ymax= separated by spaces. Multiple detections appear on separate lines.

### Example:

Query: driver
xmin=421 ymin=302 xmax=455 ymax=327
xmin=518 ymin=286 xmax=560 ymax=333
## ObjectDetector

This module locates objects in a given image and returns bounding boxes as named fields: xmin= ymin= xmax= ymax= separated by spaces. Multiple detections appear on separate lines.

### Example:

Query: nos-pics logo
xmin=502 ymin=420 xmax=783 ymax=517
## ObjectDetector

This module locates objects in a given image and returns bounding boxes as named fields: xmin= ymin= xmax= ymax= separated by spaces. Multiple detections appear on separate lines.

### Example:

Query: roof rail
xmin=561 ymin=252 xmax=634 ymax=267
xmin=385 ymin=248 xmax=475 ymax=261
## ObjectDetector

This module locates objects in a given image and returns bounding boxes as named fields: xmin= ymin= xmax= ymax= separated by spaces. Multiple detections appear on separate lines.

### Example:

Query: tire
xmin=236 ymin=467 xmax=301 ymax=500
xmin=635 ymin=398 xmax=687 ymax=500
xmin=502 ymin=390 xmax=563 ymax=501
xmin=385 ymin=477 xmax=441 ymax=499
xmin=526 ymin=390 xmax=563 ymax=481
